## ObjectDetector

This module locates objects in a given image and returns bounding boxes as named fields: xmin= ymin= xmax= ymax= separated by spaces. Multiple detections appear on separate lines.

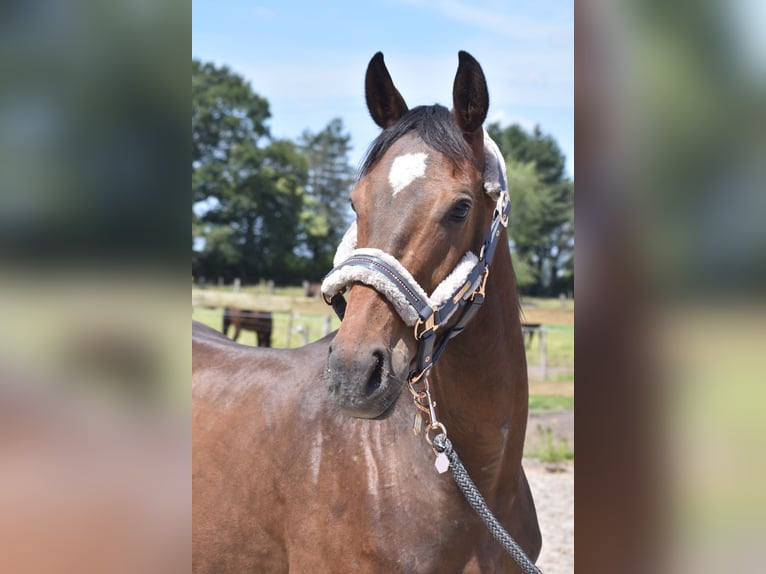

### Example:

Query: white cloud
xmin=392 ymin=0 xmax=573 ymax=43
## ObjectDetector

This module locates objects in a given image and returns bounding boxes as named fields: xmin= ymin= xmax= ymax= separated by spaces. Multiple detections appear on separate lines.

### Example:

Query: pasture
xmin=192 ymin=284 xmax=341 ymax=348
xmin=191 ymin=284 xmax=574 ymax=403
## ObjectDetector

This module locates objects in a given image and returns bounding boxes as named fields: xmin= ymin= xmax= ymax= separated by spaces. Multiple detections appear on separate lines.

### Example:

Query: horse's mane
xmin=358 ymin=104 xmax=475 ymax=178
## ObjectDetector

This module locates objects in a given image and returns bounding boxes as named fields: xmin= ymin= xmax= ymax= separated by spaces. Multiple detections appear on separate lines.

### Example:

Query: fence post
xmin=233 ymin=278 xmax=241 ymax=292
xmin=295 ymin=325 xmax=309 ymax=346
xmin=285 ymin=312 xmax=294 ymax=347
xmin=540 ymin=326 xmax=547 ymax=381
xmin=322 ymin=314 xmax=332 ymax=336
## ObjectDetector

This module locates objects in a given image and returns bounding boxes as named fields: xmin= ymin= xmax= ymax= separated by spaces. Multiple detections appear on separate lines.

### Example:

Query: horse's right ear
xmin=365 ymin=52 xmax=408 ymax=129
xmin=452 ymin=51 xmax=489 ymax=135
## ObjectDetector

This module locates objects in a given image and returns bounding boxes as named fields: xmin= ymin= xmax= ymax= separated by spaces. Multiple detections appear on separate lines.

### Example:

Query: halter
xmin=321 ymin=131 xmax=510 ymax=382
xmin=322 ymin=191 xmax=508 ymax=380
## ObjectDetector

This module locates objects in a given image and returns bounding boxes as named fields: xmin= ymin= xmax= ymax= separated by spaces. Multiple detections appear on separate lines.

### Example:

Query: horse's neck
xmin=431 ymin=241 xmax=527 ymax=491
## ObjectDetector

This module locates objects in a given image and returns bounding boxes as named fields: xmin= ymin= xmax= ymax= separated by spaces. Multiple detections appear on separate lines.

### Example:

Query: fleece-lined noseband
xmin=321 ymin=131 xmax=509 ymax=380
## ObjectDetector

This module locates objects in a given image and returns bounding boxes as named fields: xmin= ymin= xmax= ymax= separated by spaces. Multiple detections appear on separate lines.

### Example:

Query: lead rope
xmin=410 ymin=375 xmax=543 ymax=574
xmin=431 ymin=434 xmax=543 ymax=574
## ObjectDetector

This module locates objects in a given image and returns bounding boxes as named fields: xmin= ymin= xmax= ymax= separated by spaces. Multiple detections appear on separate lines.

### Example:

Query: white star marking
xmin=388 ymin=152 xmax=428 ymax=196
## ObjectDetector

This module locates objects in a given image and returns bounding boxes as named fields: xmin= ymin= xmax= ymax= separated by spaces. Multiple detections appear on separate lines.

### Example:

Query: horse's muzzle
xmin=324 ymin=342 xmax=404 ymax=419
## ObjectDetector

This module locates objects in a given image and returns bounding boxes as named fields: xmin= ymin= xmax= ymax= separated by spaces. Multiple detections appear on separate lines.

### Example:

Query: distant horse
xmin=193 ymin=52 xmax=541 ymax=572
xmin=221 ymin=307 xmax=273 ymax=347
xmin=302 ymin=280 xmax=322 ymax=297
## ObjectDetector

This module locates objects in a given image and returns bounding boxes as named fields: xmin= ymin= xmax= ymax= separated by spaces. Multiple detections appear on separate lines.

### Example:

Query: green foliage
xmin=535 ymin=425 xmax=574 ymax=463
xmin=488 ymin=122 xmax=574 ymax=296
xmin=298 ymin=118 xmax=355 ymax=278
xmin=487 ymin=123 xmax=566 ymax=185
xmin=192 ymin=60 xmax=271 ymax=203
xmin=511 ymin=251 xmax=537 ymax=289
xmin=192 ymin=60 xmax=354 ymax=285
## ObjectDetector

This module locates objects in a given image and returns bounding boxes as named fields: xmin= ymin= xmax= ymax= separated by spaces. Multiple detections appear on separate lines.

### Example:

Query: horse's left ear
xmin=452 ymin=51 xmax=489 ymax=135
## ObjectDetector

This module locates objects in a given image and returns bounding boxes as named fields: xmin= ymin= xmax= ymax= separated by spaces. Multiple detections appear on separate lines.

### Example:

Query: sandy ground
xmin=523 ymin=409 xmax=574 ymax=573
xmin=524 ymin=458 xmax=574 ymax=573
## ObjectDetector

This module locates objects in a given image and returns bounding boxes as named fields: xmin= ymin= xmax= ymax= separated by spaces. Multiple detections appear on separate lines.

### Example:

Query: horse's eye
xmin=449 ymin=200 xmax=472 ymax=222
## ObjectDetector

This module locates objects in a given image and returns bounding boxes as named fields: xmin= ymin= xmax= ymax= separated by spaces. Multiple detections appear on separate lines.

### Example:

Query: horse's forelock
xmin=358 ymin=105 xmax=475 ymax=180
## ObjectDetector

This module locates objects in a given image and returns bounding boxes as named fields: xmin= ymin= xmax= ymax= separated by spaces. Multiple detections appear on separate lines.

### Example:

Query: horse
xmin=221 ymin=307 xmax=273 ymax=347
xmin=193 ymin=51 xmax=541 ymax=572
xmin=302 ymin=280 xmax=322 ymax=297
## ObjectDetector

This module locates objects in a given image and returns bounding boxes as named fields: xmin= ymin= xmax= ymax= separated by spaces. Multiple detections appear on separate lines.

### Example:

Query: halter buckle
xmin=496 ymin=191 xmax=510 ymax=228
xmin=473 ymin=268 xmax=490 ymax=300
xmin=413 ymin=308 xmax=437 ymax=340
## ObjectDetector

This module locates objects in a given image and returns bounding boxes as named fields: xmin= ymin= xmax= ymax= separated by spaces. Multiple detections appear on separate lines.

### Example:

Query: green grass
xmin=529 ymin=395 xmax=574 ymax=411
xmin=523 ymin=325 xmax=574 ymax=368
xmin=520 ymin=295 xmax=574 ymax=312
xmin=533 ymin=425 xmax=574 ymax=463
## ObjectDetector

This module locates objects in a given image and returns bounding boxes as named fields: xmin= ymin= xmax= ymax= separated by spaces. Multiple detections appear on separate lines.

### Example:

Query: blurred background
xmin=576 ymin=0 xmax=766 ymax=572
xmin=0 ymin=1 xmax=190 ymax=573
xmin=0 ymin=0 xmax=763 ymax=572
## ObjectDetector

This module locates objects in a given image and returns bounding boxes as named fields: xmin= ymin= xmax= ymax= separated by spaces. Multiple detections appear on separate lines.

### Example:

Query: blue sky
xmin=192 ymin=0 xmax=574 ymax=177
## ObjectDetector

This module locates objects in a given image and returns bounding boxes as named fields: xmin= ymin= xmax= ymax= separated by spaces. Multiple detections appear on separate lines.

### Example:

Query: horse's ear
xmin=452 ymin=51 xmax=489 ymax=135
xmin=365 ymin=52 xmax=408 ymax=129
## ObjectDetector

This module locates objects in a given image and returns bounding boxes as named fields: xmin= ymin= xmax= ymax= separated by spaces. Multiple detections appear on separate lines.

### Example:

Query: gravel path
xmin=522 ymin=408 xmax=574 ymax=573
xmin=524 ymin=459 xmax=574 ymax=574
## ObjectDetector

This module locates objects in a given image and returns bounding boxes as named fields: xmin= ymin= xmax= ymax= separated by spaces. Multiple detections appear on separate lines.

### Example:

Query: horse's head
xmin=324 ymin=51 xmax=497 ymax=419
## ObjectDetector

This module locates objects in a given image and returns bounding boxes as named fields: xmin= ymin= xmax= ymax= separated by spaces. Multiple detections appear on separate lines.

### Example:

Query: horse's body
xmin=222 ymin=307 xmax=273 ymax=347
xmin=193 ymin=52 xmax=540 ymax=573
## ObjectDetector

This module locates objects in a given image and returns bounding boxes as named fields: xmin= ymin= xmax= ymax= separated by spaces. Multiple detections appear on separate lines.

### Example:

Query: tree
xmin=298 ymin=118 xmax=355 ymax=279
xmin=192 ymin=61 xmax=356 ymax=285
xmin=192 ymin=60 xmax=271 ymax=204
xmin=487 ymin=123 xmax=566 ymax=185
xmin=209 ymin=137 xmax=308 ymax=284
xmin=488 ymin=123 xmax=574 ymax=295
xmin=192 ymin=60 xmax=309 ymax=284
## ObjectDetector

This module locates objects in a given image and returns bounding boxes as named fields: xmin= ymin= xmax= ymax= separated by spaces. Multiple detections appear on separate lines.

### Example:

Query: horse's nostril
xmin=366 ymin=350 xmax=385 ymax=396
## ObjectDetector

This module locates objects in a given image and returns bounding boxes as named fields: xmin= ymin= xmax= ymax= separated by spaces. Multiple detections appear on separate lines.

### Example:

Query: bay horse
xmin=222 ymin=307 xmax=273 ymax=347
xmin=193 ymin=51 xmax=541 ymax=572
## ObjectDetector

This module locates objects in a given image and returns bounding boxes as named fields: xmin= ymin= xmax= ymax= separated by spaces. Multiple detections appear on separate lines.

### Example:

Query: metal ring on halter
xmin=425 ymin=422 xmax=448 ymax=447
xmin=408 ymin=371 xmax=430 ymax=395
xmin=408 ymin=382 xmax=427 ymax=401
